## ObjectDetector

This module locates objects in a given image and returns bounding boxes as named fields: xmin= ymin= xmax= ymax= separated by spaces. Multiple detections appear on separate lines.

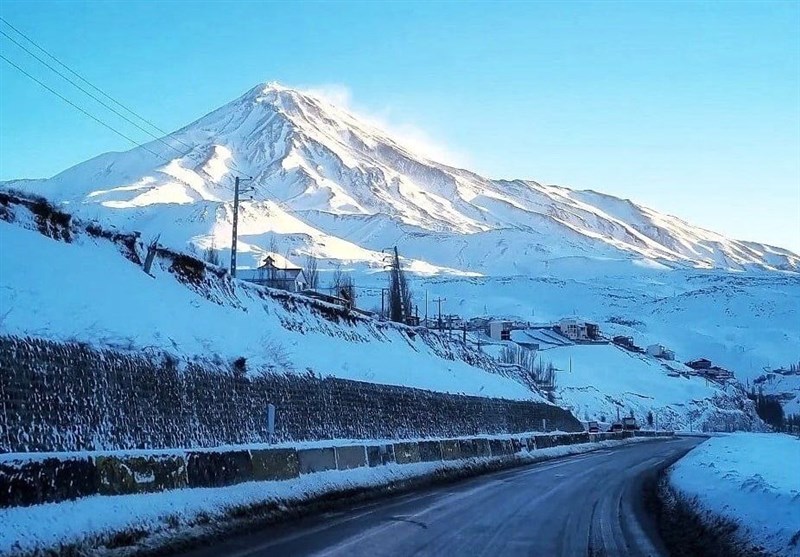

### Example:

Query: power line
xmin=0 ymin=16 xmax=246 ymax=176
xmin=0 ymin=54 xmax=167 ymax=161
xmin=2 ymin=46 xmax=246 ymax=199
xmin=0 ymin=29 xmax=190 ymax=159
xmin=1 ymin=17 xmax=182 ymax=144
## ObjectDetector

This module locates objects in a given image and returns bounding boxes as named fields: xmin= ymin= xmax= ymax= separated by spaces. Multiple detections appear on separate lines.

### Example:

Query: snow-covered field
xmin=669 ymin=433 xmax=800 ymax=556
xmin=401 ymin=270 xmax=800 ymax=384
xmin=398 ymin=270 xmax=800 ymax=414
xmin=0 ymin=438 xmax=644 ymax=556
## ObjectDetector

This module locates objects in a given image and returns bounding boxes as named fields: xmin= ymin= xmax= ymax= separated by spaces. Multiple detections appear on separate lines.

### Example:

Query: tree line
xmin=747 ymin=387 xmax=795 ymax=432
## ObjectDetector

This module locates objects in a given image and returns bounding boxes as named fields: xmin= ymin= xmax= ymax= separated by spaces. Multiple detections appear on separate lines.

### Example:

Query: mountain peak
xmin=7 ymin=82 xmax=798 ymax=274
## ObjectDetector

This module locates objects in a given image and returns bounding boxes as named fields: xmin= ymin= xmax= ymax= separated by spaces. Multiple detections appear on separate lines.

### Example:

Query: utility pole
xmin=230 ymin=177 xmax=241 ymax=277
xmin=393 ymin=246 xmax=403 ymax=323
xmin=433 ymin=297 xmax=445 ymax=330
xmin=229 ymin=176 xmax=254 ymax=278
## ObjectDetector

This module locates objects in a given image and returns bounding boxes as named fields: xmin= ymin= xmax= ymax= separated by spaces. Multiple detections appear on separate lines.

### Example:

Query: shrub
xmin=233 ymin=357 xmax=247 ymax=375
xmin=169 ymin=253 xmax=206 ymax=285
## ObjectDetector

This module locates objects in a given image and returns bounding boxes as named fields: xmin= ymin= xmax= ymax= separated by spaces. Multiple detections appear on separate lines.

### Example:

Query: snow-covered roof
xmin=510 ymin=328 xmax=573 ymax=349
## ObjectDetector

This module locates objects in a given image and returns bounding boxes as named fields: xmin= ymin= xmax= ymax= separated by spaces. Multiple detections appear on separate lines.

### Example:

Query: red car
xmin=608 ymin=422 xmax=624 ymax=432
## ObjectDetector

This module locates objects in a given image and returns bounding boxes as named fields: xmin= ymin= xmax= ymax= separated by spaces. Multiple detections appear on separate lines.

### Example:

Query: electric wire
xmin=0 ymin=54 xmax=168 ymax=161
xmin=1 ymin=29 xmax=191 ymax=159
xmin=0 ymin=17 xmax=246 ymax=176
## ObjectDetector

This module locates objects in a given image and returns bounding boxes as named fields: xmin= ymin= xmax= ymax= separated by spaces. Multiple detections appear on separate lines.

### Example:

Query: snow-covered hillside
xmin=0 ymin=193 xmax=536 ymax=401
xmin=755 ymin=370 xmax=800 ymax=415
xmin=0 ymin=192 xmax=767 ymax=431
xmin=7 ymin=82 xmax=798 ymax=274
xmin=394 ymin=269 xmax=800 ymax=386
xmin=481 ymin=341 xmax=763 ymax=432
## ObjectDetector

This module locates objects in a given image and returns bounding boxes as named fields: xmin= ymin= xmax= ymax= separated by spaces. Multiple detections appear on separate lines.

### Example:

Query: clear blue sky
xmin=1 ymin=0 xmax=798 ymax=251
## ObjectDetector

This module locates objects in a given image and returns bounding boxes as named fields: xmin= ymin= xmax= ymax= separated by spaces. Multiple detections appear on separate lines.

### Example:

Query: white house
xmin=556 ymin=319 xmax=600 ymax=341
xmin=238 ymin=253 xmax=307 ymax=293
xmin=646 ymin=344 xmax=675 ymax=360
xmin=488 ymin=320 xmax=512 ymax=341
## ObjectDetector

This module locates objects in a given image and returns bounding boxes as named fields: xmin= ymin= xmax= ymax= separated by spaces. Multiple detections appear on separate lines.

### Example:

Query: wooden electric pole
xmin=230 ymin=177 xmax=241 ymax=277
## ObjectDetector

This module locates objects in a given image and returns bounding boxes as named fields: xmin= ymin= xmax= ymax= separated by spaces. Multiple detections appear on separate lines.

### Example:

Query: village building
xmin=238 ymin=253 xmax=307 ymax=293
xmin=685 ymin=358 xmax=712 ymax=370
xmin=488 ymin=320 xmax=512 ymax=341
xmin=646 ymin=344 xmax=675 ymax=360
xmin=555 ymin=319 xmax=600 ymax=342
xmin=685 ymin=358 xmax=734 ymax=382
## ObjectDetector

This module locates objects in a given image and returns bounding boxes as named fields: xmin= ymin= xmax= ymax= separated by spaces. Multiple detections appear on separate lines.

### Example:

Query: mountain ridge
xmin=4 ymin=81 xmax=798 ymax=273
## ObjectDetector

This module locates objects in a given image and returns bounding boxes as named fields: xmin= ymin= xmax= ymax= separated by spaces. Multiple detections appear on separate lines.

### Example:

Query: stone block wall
xmin=0 ymin=336 xmax=582 ymax=454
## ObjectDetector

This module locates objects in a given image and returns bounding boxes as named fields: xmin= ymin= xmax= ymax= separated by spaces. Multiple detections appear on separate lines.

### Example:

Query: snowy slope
xmin=0 ymin=195 xmax=537 ymax=401
xmin=393 ymin=270 xmax=800 ymax=384
xmin=8 ymin=82 xmax=798 ymax=274
xmin=482 ymin=342 xmax=763 ymax=432
xmin=670 ymin=433 xmax=800 ymax=556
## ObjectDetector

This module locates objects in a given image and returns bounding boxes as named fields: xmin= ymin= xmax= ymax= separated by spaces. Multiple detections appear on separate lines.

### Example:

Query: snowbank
xmin=669 ymin=433 xmax=800 ymax=556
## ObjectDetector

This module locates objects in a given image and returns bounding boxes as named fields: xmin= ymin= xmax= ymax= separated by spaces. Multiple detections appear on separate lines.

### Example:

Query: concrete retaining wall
xmin=298 ymin=448 xmax=337 ymax=474
xmin=0 ymin=431 xmax=675 ymax=508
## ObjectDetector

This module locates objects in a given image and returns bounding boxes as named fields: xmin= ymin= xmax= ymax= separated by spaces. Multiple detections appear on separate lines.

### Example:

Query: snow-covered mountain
xmin=3 ymin=81 xmax=798 ymax=423
xmin=8 ymin=82 xmax=798 ymax=275
xmin=0 ymin=191 xmax=767 ymax=431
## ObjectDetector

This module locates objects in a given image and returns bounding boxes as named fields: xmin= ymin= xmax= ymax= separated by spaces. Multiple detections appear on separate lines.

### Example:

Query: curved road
xmin=178 ymin=437 xmax=703 ymax=557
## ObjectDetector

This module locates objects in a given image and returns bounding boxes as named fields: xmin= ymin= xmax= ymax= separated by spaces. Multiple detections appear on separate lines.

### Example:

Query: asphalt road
xmin=177 ymin=437 xmax=704 ymax=557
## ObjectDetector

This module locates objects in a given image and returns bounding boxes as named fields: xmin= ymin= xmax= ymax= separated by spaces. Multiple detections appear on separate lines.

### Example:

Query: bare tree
xmin=340 ymin=274 xmax=356 ymax=308
xmin=387 ymin=246 xmax=412 ymax=324
xmin=330 ymin=263 xmax=356 ymax=308
xmin=305 ymin=254 xmax=319 ymax=290
xmin=266 ymin=236 xmax=280 ymax=282
xmin=204 ymin=236 xmax=220 ymax=266
xmin=499 ymin=344 xmax=556 ymax=390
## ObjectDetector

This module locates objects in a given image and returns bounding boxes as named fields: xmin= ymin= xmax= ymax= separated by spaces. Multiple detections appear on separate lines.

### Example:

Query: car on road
xmin=587 ymin=421 xmax=600 ymax=433
xmin=608 ymin=422 xmax=624 ymax=432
